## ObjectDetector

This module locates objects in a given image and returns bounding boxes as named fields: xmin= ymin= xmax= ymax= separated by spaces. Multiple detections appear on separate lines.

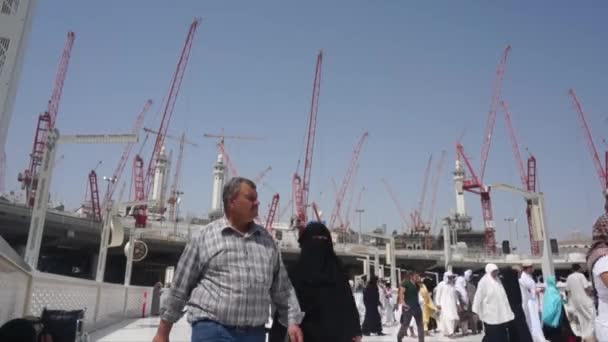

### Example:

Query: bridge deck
xmin=89 ymin=316 xmax=483 ymax=342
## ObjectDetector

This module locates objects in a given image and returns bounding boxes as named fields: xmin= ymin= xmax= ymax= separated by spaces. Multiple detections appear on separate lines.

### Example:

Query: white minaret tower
xmin=211 ymin=153 xmax=226 ymax=214
xmin=0 ymin=0 xmax=36 ymax=191
xmin=151 ymin=146 xmax=168 ymax=205
xmin=453 ymin=159 xmax=466 ymax=216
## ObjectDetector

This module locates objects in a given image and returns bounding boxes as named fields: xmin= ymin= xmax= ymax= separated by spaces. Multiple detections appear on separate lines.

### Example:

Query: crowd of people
xmin=152 ymin=177 xmax=605 ymax=342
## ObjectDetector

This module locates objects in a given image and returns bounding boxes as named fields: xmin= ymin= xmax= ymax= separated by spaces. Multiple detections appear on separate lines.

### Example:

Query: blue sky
xmin=5 ymin=1 xmax=608 ymax=251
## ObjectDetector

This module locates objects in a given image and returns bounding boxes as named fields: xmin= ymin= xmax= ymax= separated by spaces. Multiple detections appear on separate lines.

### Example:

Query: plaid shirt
xmin=160 ymin=217 xmax=303 ymax=327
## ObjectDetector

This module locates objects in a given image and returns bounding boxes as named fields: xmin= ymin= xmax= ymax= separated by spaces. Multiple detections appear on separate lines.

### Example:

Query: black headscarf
xmin=500 ymin=267 xmax=523 ymax=310
xmin=293 ymin=222 xmax=345 ymax=285
xmin=290 ymin=222 xmax=361 ymax=342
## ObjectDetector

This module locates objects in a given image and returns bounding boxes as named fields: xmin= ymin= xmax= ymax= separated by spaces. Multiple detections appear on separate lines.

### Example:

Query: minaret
xmin=209 ymin=153 xmax=226 ymax=219
xmin=151 ymin=146 xmax=168 ymax=205
xmin=453 ymin=159 xmax=466 ymax=216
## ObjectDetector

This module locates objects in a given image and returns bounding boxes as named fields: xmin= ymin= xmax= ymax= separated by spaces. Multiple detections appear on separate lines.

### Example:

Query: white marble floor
xmin=90 ymin=317 xmax=484 ymax=342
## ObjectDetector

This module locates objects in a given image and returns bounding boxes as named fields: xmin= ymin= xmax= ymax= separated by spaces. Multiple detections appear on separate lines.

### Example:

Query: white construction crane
xmin=23 ymin=128 xmax=138 ymax=270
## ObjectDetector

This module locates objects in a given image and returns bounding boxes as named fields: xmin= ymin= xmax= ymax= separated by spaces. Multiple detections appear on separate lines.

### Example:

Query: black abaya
xmin=269 ymin=223 xmax=361 ymax=342
xmin=361 ymin=278 xmax=383 ymax=335
xmin=500 ymin=267 xmax=533 ymax=342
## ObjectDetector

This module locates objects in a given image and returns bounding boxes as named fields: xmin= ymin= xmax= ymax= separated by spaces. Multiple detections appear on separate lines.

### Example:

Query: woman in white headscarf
xmin=472 ymin=263 xmax=514 ymax=342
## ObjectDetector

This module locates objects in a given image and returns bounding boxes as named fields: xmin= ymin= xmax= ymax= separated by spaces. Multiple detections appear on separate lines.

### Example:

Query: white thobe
xmin=455 ymin=276 xmax=469 ymax=306
xmin=436 ymin=283 xmax=459 ymax=335
xmin=520 ymin=272 xmax=546 ymax=342
xmin=566 ymin=272 xmax=595 ymax=339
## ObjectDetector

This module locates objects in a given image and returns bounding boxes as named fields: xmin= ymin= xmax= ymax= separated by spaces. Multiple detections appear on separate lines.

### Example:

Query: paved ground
xmin=90 ymin=317 xmax=484 ymax=342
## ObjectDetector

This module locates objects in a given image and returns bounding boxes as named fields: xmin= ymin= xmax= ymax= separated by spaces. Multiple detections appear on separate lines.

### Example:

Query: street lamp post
xmin=356 ymin=208 xmax=364 ymax=244
xmin=492 ymin=183 xmax=554 ymax=279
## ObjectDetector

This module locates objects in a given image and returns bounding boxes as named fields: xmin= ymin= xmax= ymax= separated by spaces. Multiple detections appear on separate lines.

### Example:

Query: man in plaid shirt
xmin=153 ymin=177 xmax=304 ymax=342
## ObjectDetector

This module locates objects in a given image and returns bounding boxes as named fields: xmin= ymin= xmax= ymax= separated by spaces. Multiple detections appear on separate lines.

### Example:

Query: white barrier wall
xmin=0 ymin=253 xmax=153 ymax=332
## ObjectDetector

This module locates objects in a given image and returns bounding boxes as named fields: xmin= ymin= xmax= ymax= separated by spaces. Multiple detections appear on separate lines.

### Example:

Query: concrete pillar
xmin=374 ymin=251 xmax=380 ymax=277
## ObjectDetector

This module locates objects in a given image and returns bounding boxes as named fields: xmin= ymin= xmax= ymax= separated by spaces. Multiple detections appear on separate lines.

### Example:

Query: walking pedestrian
xmin=153 ymin=177 xmax=304 ymax=342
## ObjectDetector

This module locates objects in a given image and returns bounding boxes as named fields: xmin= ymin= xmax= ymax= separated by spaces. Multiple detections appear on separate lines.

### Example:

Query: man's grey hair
xmin=223 ymin=177 xmax=256 ymax=213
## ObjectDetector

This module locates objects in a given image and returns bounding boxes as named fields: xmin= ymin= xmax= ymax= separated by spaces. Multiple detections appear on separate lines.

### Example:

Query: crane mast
xmin=293 ymin=50 xmax=323 ymax=228
xmin=500 ymin=100 xmax=541 ymax=255
xmin=265 ymin=193 xmax=280 ymax=233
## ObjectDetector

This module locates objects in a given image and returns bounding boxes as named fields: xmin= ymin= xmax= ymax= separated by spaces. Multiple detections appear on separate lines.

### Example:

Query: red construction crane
xmin=569 ymin=89 xmax=608 ymax=205
xmin=132 ymin=155 xmax=146 ymax=227
xmin=145 ymin=18 xmax=199 ymax=199
xmin=500 ymin=100 xmax=540 ymax=255
xmin=329 ymin=132 xmax=369 ymax=230
xmin=101 ymin=100 xmax=152 ymax=212
xmin=456 ymin=45 xmax=511 ymax=254
xmin=18 ymin=32 xmax=75 ymax=206
xmin=265 ymin=193 xmax=280 ymax=232
xmin=203 ymin=130 xmax=263 ymax=178
xmin=382 ymin=178 xmax=409 ymax=233
xmin=88 ymin=170 xmax=101 ymax=221
xmin=293 ymin=50 xmax=323 ymax=230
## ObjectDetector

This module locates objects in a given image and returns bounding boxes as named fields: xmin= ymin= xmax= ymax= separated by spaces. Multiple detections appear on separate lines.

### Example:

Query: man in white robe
xmin=566 ymin=263 xmax=596 ymax=341
xmin=436 ymin=271 xmax=460 ymax=337
xmin=520 ymin=261 xmax=547 ymax=342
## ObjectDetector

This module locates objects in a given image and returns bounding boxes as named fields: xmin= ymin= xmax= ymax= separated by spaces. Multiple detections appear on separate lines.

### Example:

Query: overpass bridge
xmin=0 ymin=200 xmax=584 ymax=285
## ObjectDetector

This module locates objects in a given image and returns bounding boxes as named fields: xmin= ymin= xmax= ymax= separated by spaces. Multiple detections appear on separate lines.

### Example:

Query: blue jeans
xmin=191 ymin=320 xmax=266 ymax=342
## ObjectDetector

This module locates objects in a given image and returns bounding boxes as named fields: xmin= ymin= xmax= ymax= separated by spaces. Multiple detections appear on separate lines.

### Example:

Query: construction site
xmin=0 ymin=2 xmax=606 ymax=340
xmin=0 ymin=1 xmax=605 ymax=282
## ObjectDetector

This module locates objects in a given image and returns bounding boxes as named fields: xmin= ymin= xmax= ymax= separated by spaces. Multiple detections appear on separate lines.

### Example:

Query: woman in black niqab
xmin=500 ymin=267 xmax=533 ymax=342
xmin=361 ymin=275 xmax=384 ymax=336
xmin=270 ymin=222 xmax=362 ymax=342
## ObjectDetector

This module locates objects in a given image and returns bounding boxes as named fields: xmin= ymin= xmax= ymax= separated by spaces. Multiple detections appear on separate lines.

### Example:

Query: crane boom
xmin=500 ymin=100 xmax=527 ymax=188
xmin=479 ymin=45 xmax=511 ymax=183
xmin=145 ymin=19 xmax=199 ymax=198
xmin=569 ymin=89 xmax=607 ymax=192
xmin=329 ymin=132 xmax=368 ymax=229
xmin=102 ymin=100 xmax=151 ymax=212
